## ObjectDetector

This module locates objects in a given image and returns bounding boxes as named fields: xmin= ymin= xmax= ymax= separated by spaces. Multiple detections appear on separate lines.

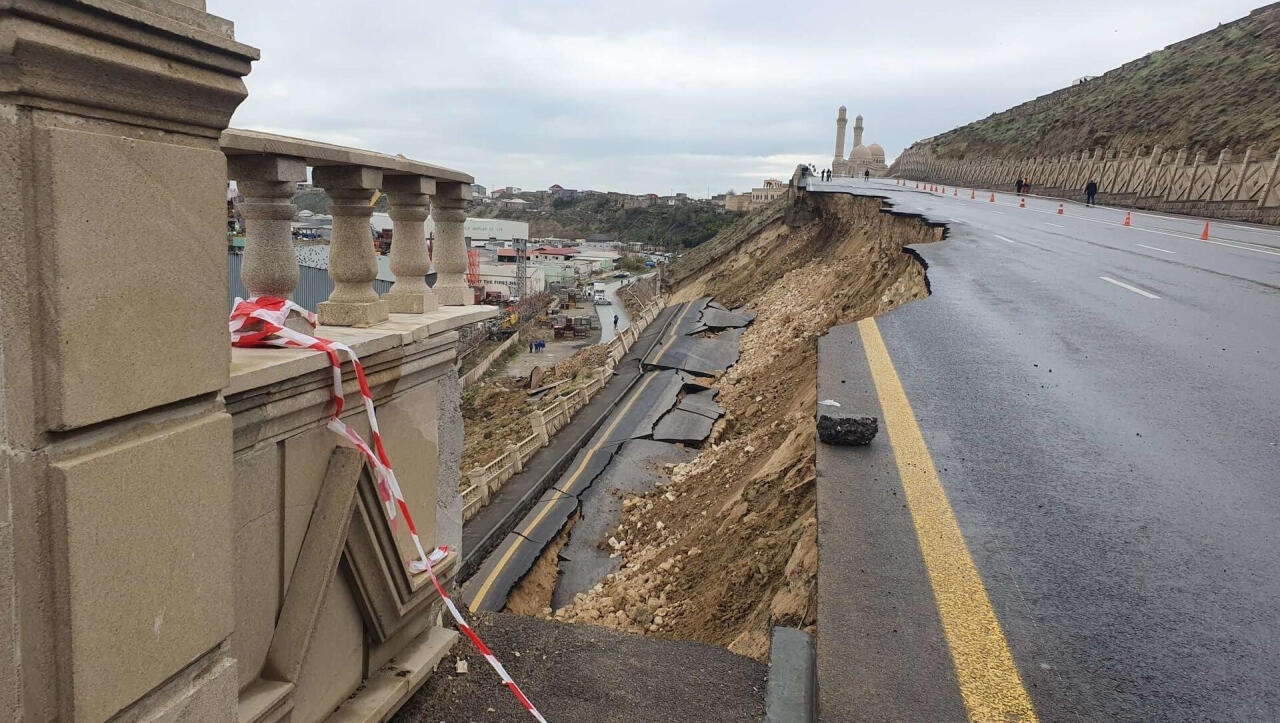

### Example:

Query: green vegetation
xmin=470 ymin=195 xmax=737 ymax=252
xmin=907 ymin=5 xmax=1280 ymax=161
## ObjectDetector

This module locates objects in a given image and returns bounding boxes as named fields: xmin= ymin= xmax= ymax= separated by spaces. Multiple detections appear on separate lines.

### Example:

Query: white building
xmin=477 ymin=263 xmax=545 ymax=299
xmin=368 ymin=213 xmax=529 ymax=247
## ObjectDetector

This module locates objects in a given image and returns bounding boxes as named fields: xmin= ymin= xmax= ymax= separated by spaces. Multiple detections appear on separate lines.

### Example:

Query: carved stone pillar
xmin=382 ymin=175 xmax=438 ymax=313
xmin=431 ymin=182 xmax=473 ymax=306
xmin=228 ymin=155 xmax=307 ymax=301
xmin=314 ymin=166 xmax=389 ymax=327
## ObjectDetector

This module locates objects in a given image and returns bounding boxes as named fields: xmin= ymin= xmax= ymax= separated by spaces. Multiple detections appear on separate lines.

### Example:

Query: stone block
xmin=231 ymin=443 xmax=282 ymax=690
xmin=114 ymin=653 xmax=237 ymax=723
xmin=374 ymin=383 xmax=440 ymax=567
xmin=291 ymin=577 xmax=363 ymax=723
xmin=37 ymin=126 xmax=230 ymax=429
xmin=817 ymin=413 xmax=878 ymax=446
xmin=382 ymin=289 xmax=436 ymax=314
xmin=50 ymin=412 xmax=234 ymax=720
xmin=317 ymin=298 xmax=391 ymax=328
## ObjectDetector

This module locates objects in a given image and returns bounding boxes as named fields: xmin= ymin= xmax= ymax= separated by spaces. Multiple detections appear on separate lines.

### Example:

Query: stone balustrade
xmin=222 ymin=128 xmax=476 ymax=326
xmin=0 ymin=1 xmax=496 ymax=721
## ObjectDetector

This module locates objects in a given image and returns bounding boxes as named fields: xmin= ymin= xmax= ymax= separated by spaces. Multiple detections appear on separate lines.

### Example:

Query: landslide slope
xmin=900 ymin=3 xmax=1280 ymax=162
xmin=554 ymin=191 xmax=944 ymax=659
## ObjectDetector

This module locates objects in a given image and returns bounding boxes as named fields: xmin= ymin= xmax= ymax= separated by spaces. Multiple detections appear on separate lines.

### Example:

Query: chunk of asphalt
xmin=817 ymin=413 xmax=878 ymax=446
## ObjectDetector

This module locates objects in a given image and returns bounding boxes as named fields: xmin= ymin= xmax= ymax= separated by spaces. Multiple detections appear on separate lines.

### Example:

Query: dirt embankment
xmin=461 ymin=344 xmax=612 ymax=474
xmin=547 ymin=192 xmax=943 ymax=659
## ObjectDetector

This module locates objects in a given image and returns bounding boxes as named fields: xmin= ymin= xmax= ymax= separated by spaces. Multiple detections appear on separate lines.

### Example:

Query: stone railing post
xmin=228 ymin=155 xmax=308 ymax=315
xmin=383 ymin=175 xmax=438 ymax=313
xmin=530 ymin=409 xmax=549 ymax=445
xmin=1233 ymin=147 xmax=1254 ymax=201
xmin=313 ymin=166 xmax=389 ymax=327
xmin=0 ymin=1 xmax=257 ymax=718
xmin=432 ymin=181 xmax=473 ymax=305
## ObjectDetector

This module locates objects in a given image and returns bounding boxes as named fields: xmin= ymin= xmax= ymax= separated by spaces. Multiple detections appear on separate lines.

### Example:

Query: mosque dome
xmin=868 ymin=142 xmax=885 ymax=161
xmin=849 ymin=144 xmax=872 ymax=161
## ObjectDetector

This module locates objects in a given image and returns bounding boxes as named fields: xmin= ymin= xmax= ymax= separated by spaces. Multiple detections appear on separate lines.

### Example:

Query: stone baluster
xmin=313 ymin=166 xmax=389 ymax=327
xmin=228 ymin=156 xmax=308 ymax=325
xmin=382 ymin=175 xmax=438 ymax=313
xmin=431 ymin=181 xmax=473 ymax=305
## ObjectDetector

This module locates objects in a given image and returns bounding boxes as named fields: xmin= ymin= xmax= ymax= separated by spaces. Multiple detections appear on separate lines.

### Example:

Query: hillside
xmin=903 ymin=3 xmax=1280 ymax=161
xmin=469 ymin=195 xmax=737 ymax=251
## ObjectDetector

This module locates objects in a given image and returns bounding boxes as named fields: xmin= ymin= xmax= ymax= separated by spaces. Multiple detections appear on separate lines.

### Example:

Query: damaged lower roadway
xmin=811 ymin=178 xmax=1280 ymax=721
xmin=463 ymin=297 xmax=745 ymax=614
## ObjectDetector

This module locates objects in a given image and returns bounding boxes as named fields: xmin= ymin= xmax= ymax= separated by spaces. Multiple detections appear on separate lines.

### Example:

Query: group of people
xmin=815 ymin=168 xmax=871 ymax=182
xmin=1014 ymin=175 xmax=1100 ymax=206
xmin=528 ymin=339 xmax=546 ymax=354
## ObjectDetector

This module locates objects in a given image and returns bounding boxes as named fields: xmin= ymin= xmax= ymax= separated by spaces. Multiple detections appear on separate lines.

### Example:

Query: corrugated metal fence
xmin=228 ymin=251 xmax=391 ymax=312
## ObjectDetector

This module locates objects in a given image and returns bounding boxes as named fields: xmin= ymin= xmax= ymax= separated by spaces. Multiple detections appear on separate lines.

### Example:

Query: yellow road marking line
xmin=859 ymin=317 xmax=1039 ymax=722
xmin=467 ymin=371 xmax=662 ymax=612
xmin=650 ymin=301 xmax=697 ymax=366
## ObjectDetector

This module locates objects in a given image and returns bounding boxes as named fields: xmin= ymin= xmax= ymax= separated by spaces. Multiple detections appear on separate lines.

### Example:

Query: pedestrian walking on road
xmin=529 ymin=341 xmax=534 ymax=353
xmin=613 ymin=314 xmax=619 ymax=330
xmin=1015 ymin=176 xmax=1025 ymax=195
xmin=864 ymin=169 xmax=871 ymax=182
xmin=1085 ymin=179 xmax=1098 ymax=207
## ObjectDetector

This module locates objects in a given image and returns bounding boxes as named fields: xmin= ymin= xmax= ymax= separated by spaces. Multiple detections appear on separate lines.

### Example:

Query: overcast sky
xmin=209 ymin=1 xmax=1259 ymax=196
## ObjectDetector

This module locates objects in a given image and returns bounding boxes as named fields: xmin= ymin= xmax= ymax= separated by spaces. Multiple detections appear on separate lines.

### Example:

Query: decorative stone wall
xmin=892 ymin=144 xmax=1280 ymax=225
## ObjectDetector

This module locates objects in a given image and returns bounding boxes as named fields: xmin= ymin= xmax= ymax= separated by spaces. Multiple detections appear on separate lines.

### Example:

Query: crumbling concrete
xmin=817 ymin=414 xmax=879 ymax=446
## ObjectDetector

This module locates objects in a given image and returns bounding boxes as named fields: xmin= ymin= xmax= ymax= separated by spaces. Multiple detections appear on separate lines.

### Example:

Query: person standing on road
xmin=613 ymin=313 xmax=619 ymax=331
xmin=1085 ymin=179 xmax=1099 ymax=207
xmin=864 ymin=169 xmax=871 ymax=182
xmin=1015 ymin=176 xmax=1025 ymax=195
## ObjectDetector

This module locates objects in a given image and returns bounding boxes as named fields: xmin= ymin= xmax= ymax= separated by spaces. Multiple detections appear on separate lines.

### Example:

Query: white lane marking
xmin=993 ymin=211 xmax=1006 ymax=215
xmin=1044 ymin=222 xmax=1064 ymax=228
xmin=1099 ymin=276 xmax=1160 ymax=299
xmin=1135 ymin=243 xmax=1176 ymax=254
xmin=994 ymin=234 xmax=1018 ymax=244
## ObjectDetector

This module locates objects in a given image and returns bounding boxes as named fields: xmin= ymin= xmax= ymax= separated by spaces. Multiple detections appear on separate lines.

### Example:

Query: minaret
xmin=853 ymin=114 xmax=865 ymax=149
xmin=833 ymin=106 xmax=848 ymax=167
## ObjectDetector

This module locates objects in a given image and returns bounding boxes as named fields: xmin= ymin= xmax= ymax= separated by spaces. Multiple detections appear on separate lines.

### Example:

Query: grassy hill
xmin=903 ymin=3 xmax=1280 ymax=161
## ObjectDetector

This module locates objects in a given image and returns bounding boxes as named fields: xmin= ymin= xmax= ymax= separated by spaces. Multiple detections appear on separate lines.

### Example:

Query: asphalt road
xmin=812 ymin=178 xmax=1280 ymax=721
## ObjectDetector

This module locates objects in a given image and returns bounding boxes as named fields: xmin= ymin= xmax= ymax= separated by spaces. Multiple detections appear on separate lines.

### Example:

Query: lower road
xmin=812 ymin=178 xmax=1280 ymax=721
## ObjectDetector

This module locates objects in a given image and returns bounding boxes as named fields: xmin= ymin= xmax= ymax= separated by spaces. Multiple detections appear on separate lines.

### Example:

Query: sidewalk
xmin=459 ymin=303 xmax=680 ymax=581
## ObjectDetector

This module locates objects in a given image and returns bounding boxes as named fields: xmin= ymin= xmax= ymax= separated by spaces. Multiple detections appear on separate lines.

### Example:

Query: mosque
xmin=831 ymin=106 xmax=888 ymax=178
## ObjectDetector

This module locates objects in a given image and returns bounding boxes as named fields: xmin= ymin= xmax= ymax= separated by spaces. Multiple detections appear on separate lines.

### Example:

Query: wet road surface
xmin=812 ymin=178 xmax=1280 ymax=721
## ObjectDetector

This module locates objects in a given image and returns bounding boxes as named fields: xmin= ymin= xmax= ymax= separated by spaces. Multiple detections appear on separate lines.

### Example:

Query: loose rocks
xmin=817 ymin=413 xmax=878 ymax=445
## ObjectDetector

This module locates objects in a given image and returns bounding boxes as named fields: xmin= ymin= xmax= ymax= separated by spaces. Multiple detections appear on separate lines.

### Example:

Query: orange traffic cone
xmin=1057 ymin=203 xmax=1064 ymax=215
xmin=915 ymin=182 xmax=919 ymax=189
xmin=1200 ymin=222 xmax=1210 ymax=240
xmin=1123 ymin=211 xmax=1132 ymax=227
xmin=941 ymin=186 xmax=946 ymax=194
xmin=989 ymin=192 xmax=996 ymax=203
xmin=1019 ymin=196 xmax=1026 ymax=208
xmin=971 ymin=189 xmax=976 ymax=200
xmin=953 ymin=188 xmax=958 ymax=197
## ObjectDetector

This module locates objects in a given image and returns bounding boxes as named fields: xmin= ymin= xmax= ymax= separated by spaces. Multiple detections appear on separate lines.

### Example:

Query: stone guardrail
xmin=459 ymin=300 xmax=663 ymax=520
xmin=894 ymin=143 xmax=1280 ymax=226
xmin=460 ymin=327 xmax=526 ymax=388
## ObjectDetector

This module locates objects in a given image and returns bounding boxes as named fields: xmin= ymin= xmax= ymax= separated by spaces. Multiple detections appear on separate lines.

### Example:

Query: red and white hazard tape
xmin=230 ymin=297 xmax=547 ymax=723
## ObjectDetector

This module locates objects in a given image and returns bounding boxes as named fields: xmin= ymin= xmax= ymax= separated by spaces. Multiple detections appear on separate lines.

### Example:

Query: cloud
xmin=209 ymin=0 xmax=1261 ymax=195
